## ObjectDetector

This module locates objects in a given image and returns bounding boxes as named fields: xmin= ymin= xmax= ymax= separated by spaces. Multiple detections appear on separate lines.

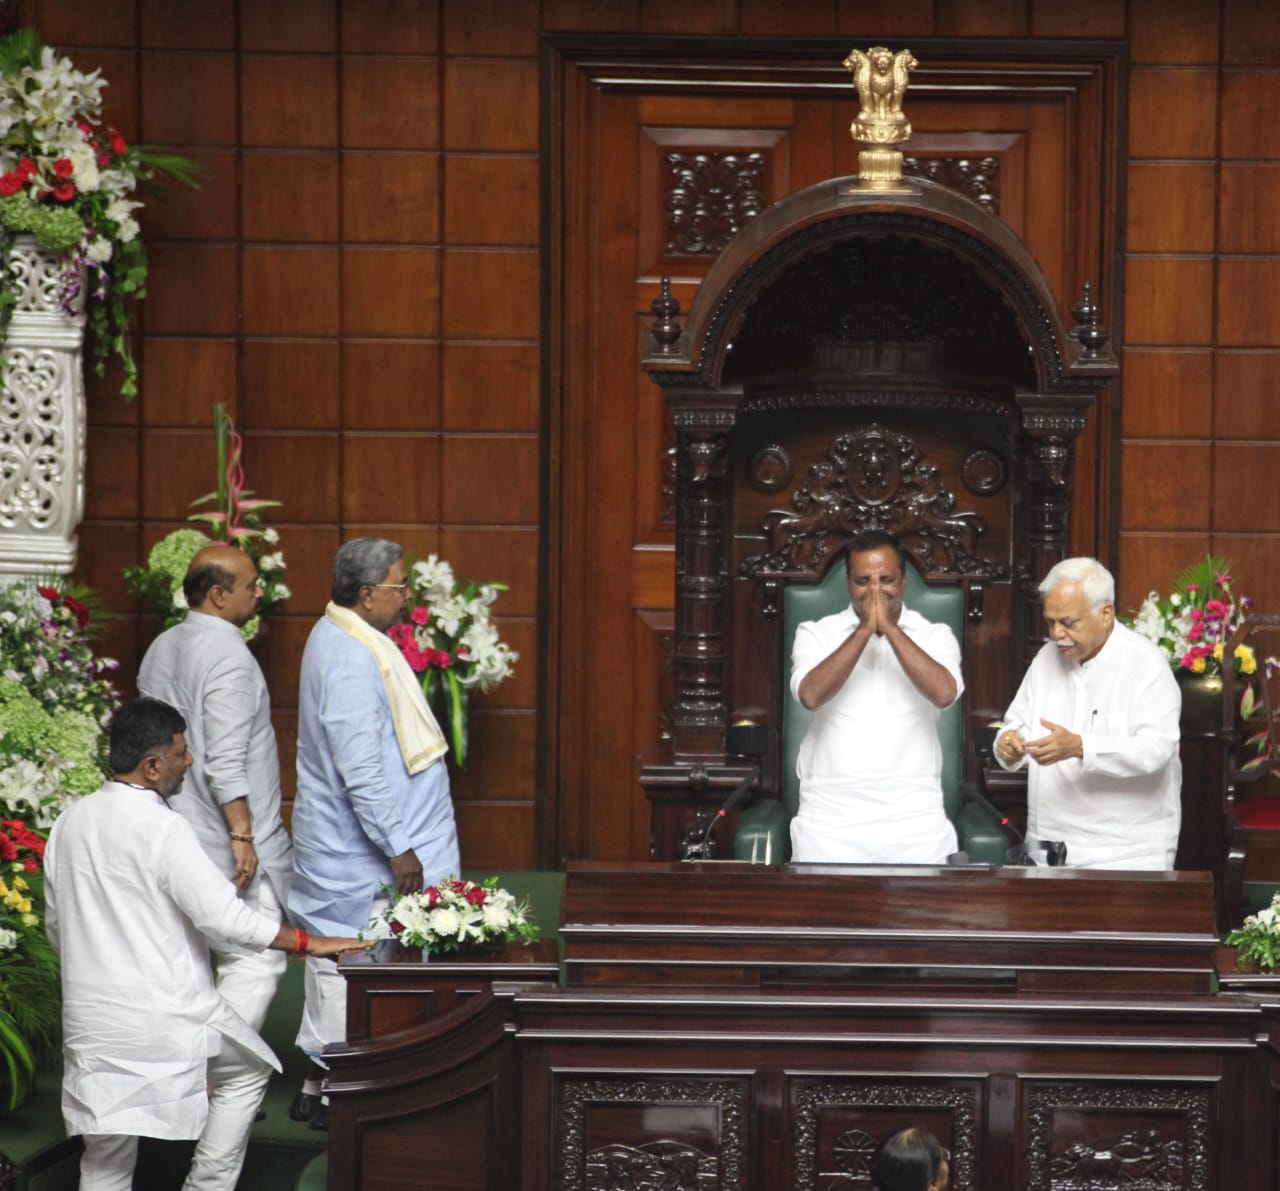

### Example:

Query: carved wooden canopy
xmin=640 ymin=173 xmax=1118 ymax=760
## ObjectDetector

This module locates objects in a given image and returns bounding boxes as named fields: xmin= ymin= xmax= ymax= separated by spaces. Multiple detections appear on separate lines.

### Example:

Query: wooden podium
xmin=323 ymin=863 xmax=1277 ymax=1191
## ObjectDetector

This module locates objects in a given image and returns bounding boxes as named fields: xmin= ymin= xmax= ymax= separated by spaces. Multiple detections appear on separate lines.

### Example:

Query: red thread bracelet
xmin=293 ymin=927 xmax=310 ymax=958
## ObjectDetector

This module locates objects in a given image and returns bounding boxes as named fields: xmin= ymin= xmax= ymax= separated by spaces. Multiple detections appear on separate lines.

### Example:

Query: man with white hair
xmin=994 ymin=557 xmax=1182 ymax=869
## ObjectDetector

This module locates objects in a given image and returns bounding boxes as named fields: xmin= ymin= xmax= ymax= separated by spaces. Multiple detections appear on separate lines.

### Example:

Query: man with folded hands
xmin=44 ymin=697 xmax=363 ymax=1191
xmin=288 ymin=536 xmax=460 ymax=1128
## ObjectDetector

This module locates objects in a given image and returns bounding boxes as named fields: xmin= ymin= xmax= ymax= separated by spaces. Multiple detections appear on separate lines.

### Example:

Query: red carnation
xmin=97 ymin=153 xmax=109 ymax=167
xmin=23 ymin=858 xmax=37 ymax=873
xmin=108 ymin=128 xmax=127 ymax=155
xmin=0 ymin=836 xmax=15 ymax=862
xmin=62 ymin=595 xmax=91 ymax=628
xmin=410 ymin=606 xmax=429 ymax=626
xmin=53 ymin=158 xmax=74 ymax=179
xmin=0 ymin=173 xmax=24 ymax=197
xmin=16 ymin=159 xmax=36 ymax=181
xmin=37 ymin=585 xmax=59 ymax=600
xmin=52 ymin=181 xmax=76 ymax=202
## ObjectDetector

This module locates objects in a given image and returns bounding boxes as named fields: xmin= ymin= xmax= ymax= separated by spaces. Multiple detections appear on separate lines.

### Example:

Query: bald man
xmin=139 ymin=545 xmax=294 ymax=1038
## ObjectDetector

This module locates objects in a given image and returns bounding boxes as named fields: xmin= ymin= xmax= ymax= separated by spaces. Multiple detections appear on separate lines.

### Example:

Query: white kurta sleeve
xmin=790 ymin=619 xmax=832 ymax=703
xmin=997 ymin=660 xmax=1037 ymax=773
xmin=157 ymin=815 xmax=279 ymax=952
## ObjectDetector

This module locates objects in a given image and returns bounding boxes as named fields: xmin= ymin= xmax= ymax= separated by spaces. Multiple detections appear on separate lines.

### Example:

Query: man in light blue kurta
xmin=288 ymin=537 xmax=459 ymax=1129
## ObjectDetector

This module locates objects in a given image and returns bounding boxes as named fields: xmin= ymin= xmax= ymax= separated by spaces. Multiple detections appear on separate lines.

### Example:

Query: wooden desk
xmin=324 ymin=865 xmax=1274 ymax=1191
xmin=340 ymin=937 xmax=559 ymax=1042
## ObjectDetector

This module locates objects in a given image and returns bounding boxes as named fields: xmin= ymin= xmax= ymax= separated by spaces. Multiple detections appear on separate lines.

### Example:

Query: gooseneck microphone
xmin=690 ymin=720 xmax=768 ymax=859
xmin=960 ymin=781 xmax=1067 ymax=867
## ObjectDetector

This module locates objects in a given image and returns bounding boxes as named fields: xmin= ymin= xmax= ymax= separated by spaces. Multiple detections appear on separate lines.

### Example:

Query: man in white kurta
xmin=44 ymin=697 xmax=362 ymax=1191
xmin=288 ymin=537 xmax=459 ymax=1124
xmin=139 ymin=544 xmax=294 ymax=1037
xmin=789 ymin=531 xmax=963 ymax=864
xmin=995 ymin=557 xmax=1182 ymax=869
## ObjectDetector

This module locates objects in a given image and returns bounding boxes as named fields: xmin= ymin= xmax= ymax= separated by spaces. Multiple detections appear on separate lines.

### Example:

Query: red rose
xmin=16 ymin=159 xmax=36 ymax=181
xmin=53 ymin=158 xmax=74 ymax=179
xmin=0 ymin=173 xmax=23 ymax=197
xmin=62 ymin=595 xmax=91 ymax=628
xmin=0 ymin=837 xmax=16 ymax=862
xmin=97 ymin=153 xmax=109 ymax=167
xmin=109 ymin=128 xmax=127 ymax=155
xmin=23 ymin=858 xmax=37 ymax=872
xmin=425 ymin=886 xmax=439 ymax=906
xmin=390 ymin=919 xmax=404 ymax=935
xmin=52 ymin=181 xmax=75 ymax=202
xmin=37 ymin=585 xmax=59 ymax=599
xmin=465 ymin=887 xmax=487 ymax=907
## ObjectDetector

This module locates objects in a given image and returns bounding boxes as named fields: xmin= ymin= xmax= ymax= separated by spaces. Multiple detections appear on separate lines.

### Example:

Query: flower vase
xmin=0 ymin=235 xmax=86 ymax=580
xmin=1177 ymin=671 xmax=1224 ymax=737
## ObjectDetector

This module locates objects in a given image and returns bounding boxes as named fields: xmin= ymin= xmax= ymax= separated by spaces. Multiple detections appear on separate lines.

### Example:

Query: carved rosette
xmin=557 ymin=1077 xmax=747 ymax=1191
xmin=792 ymin=1080 xmax=978 ymax=1191
xmin=742 ymin=423 xmax=1007 ymax=581
xmin=0 ymin=235 xmax=86 ymax=578
xmin=1025 ymin=1083 xmax=1210 ymax=1191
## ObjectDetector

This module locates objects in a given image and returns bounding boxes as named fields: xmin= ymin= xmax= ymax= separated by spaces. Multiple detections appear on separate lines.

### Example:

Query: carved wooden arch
xmin=640 ymin=174 xmax=1118 ymax=763
xmin=643 ymin=175 xmax=1115 ymax=393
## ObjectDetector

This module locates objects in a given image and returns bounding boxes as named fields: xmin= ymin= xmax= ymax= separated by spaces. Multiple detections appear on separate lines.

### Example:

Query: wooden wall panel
xmin=342 ymin=342 xmax=440 ymax=429
xmin=344 ymin=153 xmax=441 ymax=243
xmin=139 ymin=53 xmax=235 ymax=143
xmin=1122 ymin=350 xmax=1213 ymax=438
xmin=241 ymin=0 xmax=338 ymax=53
xmin=1128 ymin=68 xmax=1219 ymax=158
xmin=242 ymin=57 xmax=338 ymax=147
xmin=1214 ymin=352 xmax=1280 ymax=438
xmin=1224 ymin=0 xmax=1280 ymax=66
xmin=141 ymin=339 xmax=240 ymax=426
xmin=1120 ymin=443 xmax=1212 ymax=530
xmin=1128 ymin=163 xmax=1216 ymax=252
xmin=1129 ymin=0 xmax=1219 ymax=63
xmin=241 ymin=341 xmax=342 ymax=429
xmin=1219 ymin=165 xmax=1280 ymax=253
xmin=242 ymin=153 xmax=340 ymax=241
xmin=1124 ymin=258 xmax=1214 ymax=345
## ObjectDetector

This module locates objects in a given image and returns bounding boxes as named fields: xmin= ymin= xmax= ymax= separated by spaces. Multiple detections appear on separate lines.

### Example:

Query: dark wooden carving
xmin=902 ymin=154 xmax=1001 ymax=212
xmin=558 ymin=1077 xmax=747 ymax=1191
xmin=663 ymin=151 xmax=767 ymax=257
xmin=742 ymin=423 xmax=1007 ymax=580
xmin=1026 ymin=1083 xmax=1210 ymax=1191
xmin=793 ymin=1080 xmax=978 ymax=1191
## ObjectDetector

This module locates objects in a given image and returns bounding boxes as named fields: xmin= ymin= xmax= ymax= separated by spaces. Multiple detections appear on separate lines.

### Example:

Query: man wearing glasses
xmin=287 ymin=537 xmax=459 ymax=1128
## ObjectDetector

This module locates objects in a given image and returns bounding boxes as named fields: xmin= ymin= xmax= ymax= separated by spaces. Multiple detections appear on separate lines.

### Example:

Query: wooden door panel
xmin=548 ymin=39 xmax=1123 ymax=862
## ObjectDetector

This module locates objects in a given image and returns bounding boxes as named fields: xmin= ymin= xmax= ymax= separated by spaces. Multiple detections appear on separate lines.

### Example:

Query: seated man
xmin=995 ymin=557 xmax=1182 ymax=869
xmin=789 ymin=529 xmax=963 ymax=863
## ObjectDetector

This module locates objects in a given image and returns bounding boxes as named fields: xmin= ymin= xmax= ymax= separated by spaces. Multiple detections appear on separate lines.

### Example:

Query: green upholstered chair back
xmin=780 ymin=561 xmax=965 ymax=822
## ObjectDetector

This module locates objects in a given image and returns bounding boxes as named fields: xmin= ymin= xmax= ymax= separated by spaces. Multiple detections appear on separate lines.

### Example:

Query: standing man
xmin=789 ymin=529 xmax=964 ymax=864
xmin=289 ymin=537 xmax=459 ymax=1127
xmin=44 ymin=697 xmax=362 ymax=1191
xmin=139 ymin=543 xmax=294 ymax=1040
xmin=995 ymin=557 xmax=1182 ymax=869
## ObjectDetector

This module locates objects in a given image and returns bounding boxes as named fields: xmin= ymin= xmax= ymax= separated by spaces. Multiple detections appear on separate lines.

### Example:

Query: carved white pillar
xmin=0 ymin=235 xmax=86 ymax=578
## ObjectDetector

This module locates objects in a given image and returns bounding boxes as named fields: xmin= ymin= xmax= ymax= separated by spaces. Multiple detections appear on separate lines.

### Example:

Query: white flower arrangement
xmin=1226 ymin=892 xmax=1280 ymax=970
xmin=371 ymin=876 xmax=539 ymax=955
xmin=387 ymin=554 xmax=519 ymax=767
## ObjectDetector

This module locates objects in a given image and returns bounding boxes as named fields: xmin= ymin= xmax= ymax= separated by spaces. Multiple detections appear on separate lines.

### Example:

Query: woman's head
xmin=868 ymin=1127 xmax=949 ymax=1191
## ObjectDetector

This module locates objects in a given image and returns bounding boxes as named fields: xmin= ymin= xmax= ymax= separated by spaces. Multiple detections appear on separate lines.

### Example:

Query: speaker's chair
xmin=734 ymin=561 xmax=1009 ymax=864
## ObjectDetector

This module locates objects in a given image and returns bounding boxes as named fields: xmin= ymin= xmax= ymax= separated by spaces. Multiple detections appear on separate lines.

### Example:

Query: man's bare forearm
xmin=880 ymin=623 xmax=956 ymax=708
xmin=798 ymin=623 xmax=873 ymax=709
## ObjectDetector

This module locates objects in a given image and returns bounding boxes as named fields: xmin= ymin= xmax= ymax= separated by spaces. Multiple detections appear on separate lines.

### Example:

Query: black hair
xmin=842 ymin=528 xmax=908 ymax=576
xmin=868 ymin=1127 xmax=946 ymax=1191
xmin=108 ymin=697 xmax=188 ymax=775
xmin=183 ymin=560 xmax=237 ymax=609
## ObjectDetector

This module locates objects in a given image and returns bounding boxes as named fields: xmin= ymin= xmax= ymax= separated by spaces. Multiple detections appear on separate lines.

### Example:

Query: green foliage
xmin=1226 ymin=893 xmax=1280 ymax=970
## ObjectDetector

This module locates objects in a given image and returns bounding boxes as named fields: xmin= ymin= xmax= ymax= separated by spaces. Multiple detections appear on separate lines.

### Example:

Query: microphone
xmin=960 ymin=782 xmax=1067 ymax=867
xmin=690 ymin=720 xmax=767 ymax=859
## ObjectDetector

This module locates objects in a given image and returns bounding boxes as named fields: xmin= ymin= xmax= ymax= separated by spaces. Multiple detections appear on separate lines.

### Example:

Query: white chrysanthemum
xmin=0 ymin=927 xmax=17 ymax=952
xmin=481 ymin=902 xmax=513 ymax=931
xmin=68 ymin=140 xmax=99 ymax=192
xmin=85 ymin=236 xmax=112 ymax=263
xmin=428 ymin=906 xmax=462 ymax=938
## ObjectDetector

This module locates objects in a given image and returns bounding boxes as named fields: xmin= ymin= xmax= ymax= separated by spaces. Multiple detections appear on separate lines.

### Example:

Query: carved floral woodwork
xmin=741 ymin=423 xmax=1008 ymax=581
xmin=903 ymin=154 xmax=1001 ymax=212
xmin=663 ymin=151 xmax=767 ymax=258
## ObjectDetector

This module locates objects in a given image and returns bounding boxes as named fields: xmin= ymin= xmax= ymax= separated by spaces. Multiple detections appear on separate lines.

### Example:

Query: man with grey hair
xmin=288 ymin=537 xmax=459 ymax=1127
xmin=994 ymin=557 xmax=1182 ymax=869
